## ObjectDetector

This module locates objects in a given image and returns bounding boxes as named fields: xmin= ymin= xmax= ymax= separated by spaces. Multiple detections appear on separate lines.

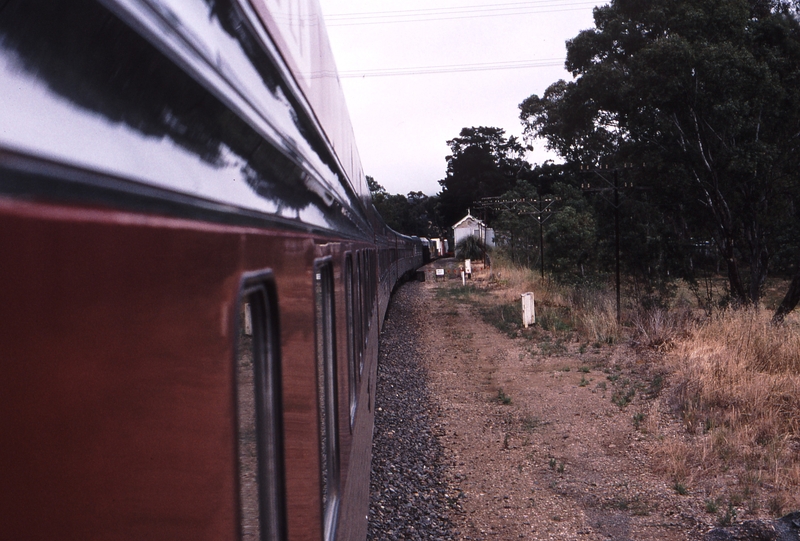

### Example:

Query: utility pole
xmin=482 ymin=205 xmax=488 ymax=267
xmin=521 ymin=197 xmax=558 ymax=279
xmin=475 ymin=196 xmax=559 ymax=278
xmin=580 ymin=163 xmax=644 ymax=324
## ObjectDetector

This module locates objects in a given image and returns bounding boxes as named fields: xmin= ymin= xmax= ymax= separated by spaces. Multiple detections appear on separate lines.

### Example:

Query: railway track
xmin=369 ymin=282 xmax=455 ymax=541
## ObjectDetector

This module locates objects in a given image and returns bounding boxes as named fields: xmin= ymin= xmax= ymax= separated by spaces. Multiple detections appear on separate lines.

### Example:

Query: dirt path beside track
xmin=397 ymin=262 xmax=714 ymax=540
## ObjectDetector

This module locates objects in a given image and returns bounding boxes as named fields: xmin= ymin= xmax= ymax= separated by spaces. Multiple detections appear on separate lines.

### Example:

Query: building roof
xmin=452 ymin=211 xmax=487 ymax=230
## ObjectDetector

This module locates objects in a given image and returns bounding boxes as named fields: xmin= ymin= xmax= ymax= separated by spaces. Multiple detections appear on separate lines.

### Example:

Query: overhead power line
xmin=326 ymin=0 xmax=593 ymax=18
xmin=325 ymin=0 xmax=599 ymax=26
xmin=314 ymin=58 xmax=565 ymax=79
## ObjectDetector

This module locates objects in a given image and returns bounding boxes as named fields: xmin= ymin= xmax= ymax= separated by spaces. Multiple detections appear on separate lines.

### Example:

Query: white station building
xmin=452 ymin=211 xmax=495 ymax=248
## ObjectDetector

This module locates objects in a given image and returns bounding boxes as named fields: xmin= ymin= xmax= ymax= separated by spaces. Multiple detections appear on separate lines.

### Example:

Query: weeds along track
xmin=372 ymin=259 xmax=799 ymax=540
xmin=668 ymin=310 xmax=800 ymax=516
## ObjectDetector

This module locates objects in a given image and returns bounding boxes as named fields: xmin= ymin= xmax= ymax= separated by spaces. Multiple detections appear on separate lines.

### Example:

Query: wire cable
xmin=325 ymin=0 xmax=595 ymax=19
xmin=325 ymin=1 xmax=598 ymax=26
xmin=311 ymin=58 xmax=566 ymax=78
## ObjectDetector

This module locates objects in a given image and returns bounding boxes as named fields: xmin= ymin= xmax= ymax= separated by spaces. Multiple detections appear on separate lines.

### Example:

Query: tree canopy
xmin=520 ymin=0 xmax=800 ymax=308
xmin=437 ymin=126 xmax=528 ymax=227
xmin=367 ymin=176 xmax=443 ymax=238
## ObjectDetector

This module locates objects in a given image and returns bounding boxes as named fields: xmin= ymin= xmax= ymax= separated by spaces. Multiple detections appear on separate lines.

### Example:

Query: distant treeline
xmin=372 ymin=0 xmax=800 ymax=319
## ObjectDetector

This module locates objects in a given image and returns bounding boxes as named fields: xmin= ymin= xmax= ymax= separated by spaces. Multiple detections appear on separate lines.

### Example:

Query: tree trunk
xmin=721 ymin=236 xmax=749 ymax=305
xmin=696 ymin=169 xmax=749 ymax=305
xmin=744 ymin=208 xmax=770 ymax=306
xmin=772 ymin=266 xmax=800 ymax=323
xmin=749 ymin=243 xmax=769 ymax=307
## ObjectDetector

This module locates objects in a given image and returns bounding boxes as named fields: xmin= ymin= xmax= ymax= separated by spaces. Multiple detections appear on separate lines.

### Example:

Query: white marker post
xmin=521 ymin=292 xmax=535 ymax=328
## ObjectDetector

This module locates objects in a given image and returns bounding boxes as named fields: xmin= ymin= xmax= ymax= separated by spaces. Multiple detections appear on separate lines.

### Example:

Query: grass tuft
xmin=667 ymin=308 xmax=800 ymax=512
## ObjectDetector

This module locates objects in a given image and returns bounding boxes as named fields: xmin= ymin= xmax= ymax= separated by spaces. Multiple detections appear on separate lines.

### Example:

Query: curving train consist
xmin=0 ymin=1 xmax=423 ymax=540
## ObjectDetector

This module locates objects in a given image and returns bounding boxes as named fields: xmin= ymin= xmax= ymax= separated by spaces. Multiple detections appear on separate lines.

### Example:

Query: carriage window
xmin=315 ymin=261 xmax=340 ymax=541
xmin=361 ymin=252 xmax=369 ymax=341
xmin=344 ymin=255 xmax=357 ymax=429
xmin=354 ymin=252 xmax=364 ymax=377
xmin=236 ymin=276 xmax=285 ymax=541
xmin=362 ymin=250 xmax=373 ymax=331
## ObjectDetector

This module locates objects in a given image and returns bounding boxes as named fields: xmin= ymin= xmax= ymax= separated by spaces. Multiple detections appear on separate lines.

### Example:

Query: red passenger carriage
xmin=0 ymin=1 xmax=421 ymax=539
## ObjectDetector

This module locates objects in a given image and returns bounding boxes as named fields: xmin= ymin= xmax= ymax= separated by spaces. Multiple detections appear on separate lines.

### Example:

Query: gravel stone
xmin=368 ymin=284 xmax=455 ymax=541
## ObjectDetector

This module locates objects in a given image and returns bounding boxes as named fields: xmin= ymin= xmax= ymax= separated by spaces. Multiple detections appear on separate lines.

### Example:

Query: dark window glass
xmin=360 ymin=252 xmax=369 ymax=341
xmin=314 ymin=261 xmax=339 ymax=540
xmin=344 ymin=255 xmax=357 ymax=429
xmin=354 ymin=252 xmax=364 ymax=376
xmin=236 ymin=278 xmax=284 ymax=541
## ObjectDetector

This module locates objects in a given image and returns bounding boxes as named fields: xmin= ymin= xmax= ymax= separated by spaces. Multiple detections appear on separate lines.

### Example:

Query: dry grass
xmin=667 ymin=309 xmax=800 ymax=515
xmin=481 ymin=256 xmax=800 ymax=515
xmin=488 ymin=254 xmax=620 ymax=343
xmin=630 ymin=306 xmax=693 ymax=351
xmin=570 ymin=288 xmax=620 ymax=344
xmin=488 ymin=264 xmax=537 ymax=303
xmin=483 ymin=255 xmax=800 ymax=516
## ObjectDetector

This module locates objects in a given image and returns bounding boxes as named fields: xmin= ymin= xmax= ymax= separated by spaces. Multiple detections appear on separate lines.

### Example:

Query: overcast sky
xmin=316 ymin=0 xmax=600 ymax=196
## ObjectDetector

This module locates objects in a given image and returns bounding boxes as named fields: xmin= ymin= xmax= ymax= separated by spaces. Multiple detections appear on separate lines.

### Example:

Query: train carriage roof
xmin=0 ymin=0 xmax=379 ymax=240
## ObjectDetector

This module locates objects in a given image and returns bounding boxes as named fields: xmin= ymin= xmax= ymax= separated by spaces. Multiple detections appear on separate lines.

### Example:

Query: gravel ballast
xmin=368 ymin=283 xmax=454 ymax=541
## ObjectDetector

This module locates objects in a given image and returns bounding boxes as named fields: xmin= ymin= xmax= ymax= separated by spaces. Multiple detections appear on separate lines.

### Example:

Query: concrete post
xmin=521 ymin=292 xmax=535 ymax=328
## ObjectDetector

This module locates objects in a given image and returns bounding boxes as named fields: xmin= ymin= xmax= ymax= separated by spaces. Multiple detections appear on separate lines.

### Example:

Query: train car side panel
xmin=0 ymin=0 xmax=424 ymax=539
xmin=0 ymin=199 xmax=242 ymax=540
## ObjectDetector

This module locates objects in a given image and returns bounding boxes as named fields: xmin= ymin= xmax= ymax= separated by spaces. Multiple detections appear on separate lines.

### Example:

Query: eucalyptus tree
xmin=490 ymin=181 xmax=542 ymax=267
xmin=520 ymin=0 xmax=800 ymax=307
xmin=367 ymin=176 xmax=440 ymax=237
xmin=437 ymin=126 xmax=528 ymax=227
